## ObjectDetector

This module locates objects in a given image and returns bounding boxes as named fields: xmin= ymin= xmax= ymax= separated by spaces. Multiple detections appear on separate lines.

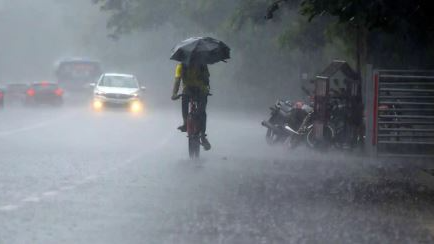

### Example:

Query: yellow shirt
xmin=175 ymin=64 xmax=183 ymax=79
xmin=175 ymin=63 xmax=209 ymax=93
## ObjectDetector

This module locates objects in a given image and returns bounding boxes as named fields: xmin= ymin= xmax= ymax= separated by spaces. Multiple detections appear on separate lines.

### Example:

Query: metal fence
xmin=366 ymin=69 xmax=434 ymax=157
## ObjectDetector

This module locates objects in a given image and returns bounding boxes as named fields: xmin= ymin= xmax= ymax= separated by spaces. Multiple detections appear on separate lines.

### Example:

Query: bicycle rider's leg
xmin=199 ymin=94 xmax=208 ymax=135
xmin=178 ymin=94 xmax=189 ymax=132
xmin=199 ymin=94 xmax=211 ymax=150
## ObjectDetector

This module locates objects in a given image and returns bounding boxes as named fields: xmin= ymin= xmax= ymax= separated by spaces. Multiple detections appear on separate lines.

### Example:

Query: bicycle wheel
xmin=189 ymin=136 xmax=201 ymax=159
xmin=306 ymin=125 xmax=334 ymax=149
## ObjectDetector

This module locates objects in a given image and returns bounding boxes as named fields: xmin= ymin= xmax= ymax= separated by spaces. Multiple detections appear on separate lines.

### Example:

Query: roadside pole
xmin=364 ymin=64 xmax=375 ymax=157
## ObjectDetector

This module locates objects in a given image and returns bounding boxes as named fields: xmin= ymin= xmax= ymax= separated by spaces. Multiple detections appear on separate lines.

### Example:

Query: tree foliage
xmin=92 ymin=0 xmax=434 ymax=106
xmin=92 ymin=0 xmax=332 ymax=57
xmin=297 ymin=0 xmax=434 ymax=67
xmin=92 ymin=0 xmax=239 ymax=37
xmin=300 ymin=0 xmax=434 ymax=33
xmin=94 ymin=0 xmax=434 ymax=67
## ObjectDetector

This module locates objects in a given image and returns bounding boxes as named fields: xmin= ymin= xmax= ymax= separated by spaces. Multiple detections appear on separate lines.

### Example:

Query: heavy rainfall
xmin=0 ymin=0 xmax=434 ymax=243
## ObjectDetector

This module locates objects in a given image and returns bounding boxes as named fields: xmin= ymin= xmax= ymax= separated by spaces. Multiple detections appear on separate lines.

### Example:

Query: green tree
xmin=92 ymin=0 xmax=239 ymax=37
xmin=270 ymin=0 xmax=434 ymax=68
xmin=91 ymin=0 xmax=352 ymax=104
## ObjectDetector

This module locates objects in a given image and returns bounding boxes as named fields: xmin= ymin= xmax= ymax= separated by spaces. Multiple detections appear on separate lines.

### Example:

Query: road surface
xmin=0 ymin=105 xmax=433 ymax=243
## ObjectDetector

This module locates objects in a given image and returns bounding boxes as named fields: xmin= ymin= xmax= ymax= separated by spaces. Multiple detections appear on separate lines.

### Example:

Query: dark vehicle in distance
xmin=5 ymin=83 xmax=29 ymax=105
xmin=25 ymin=81 xmax=64 ymax=106
xmin=55 ymin=58 xmax=102 ymax=92
xmin=0 ymin=87 xmax=4 ymax=108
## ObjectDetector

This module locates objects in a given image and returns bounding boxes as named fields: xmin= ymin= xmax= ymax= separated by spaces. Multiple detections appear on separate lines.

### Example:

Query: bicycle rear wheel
xmin=188 ymin=136 xmax=201 ymax=159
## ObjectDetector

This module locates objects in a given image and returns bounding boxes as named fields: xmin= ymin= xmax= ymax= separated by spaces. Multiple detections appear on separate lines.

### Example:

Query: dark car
xmin=5 ymin=83 xmax=29 ymax=105
xmin=25 ymin=81 xmax=64 ymax=106
xmin=55 ymin=58 xmax=102 ymax=92
xmin=0 ymin=88 xmax=4 ymax=108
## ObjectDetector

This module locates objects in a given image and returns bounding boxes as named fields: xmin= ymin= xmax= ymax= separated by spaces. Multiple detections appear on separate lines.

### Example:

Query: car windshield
xmin=99 ymin=76 xmax=138 ymax=88
xmin=56 ymin=61 xmax=102 ymax=80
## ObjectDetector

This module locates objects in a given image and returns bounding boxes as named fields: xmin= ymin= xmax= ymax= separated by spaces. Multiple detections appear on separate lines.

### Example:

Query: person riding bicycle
xmin=171 ymin=62 xmax=211 ymax=151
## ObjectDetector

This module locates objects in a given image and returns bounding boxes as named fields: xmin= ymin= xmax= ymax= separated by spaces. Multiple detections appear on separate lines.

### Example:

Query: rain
xmin=1 ymin=0 xmax=434 ymax=243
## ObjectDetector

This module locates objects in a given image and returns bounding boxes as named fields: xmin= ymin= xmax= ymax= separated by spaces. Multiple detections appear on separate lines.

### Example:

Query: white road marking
xmin=59 ymin=185 xmax=75 ymax=191
xmin=75 ymin=179 xmax=90 ymax=185
xmin=85 ymin=175 xmax=98 ymax=181
xmin=42 ymin=191 xmax=58 ymax=197
xmin=0 ymin=129 xmax=173 ymax=212
xmin=0 ymin=205 xmax=19 ymax=212
xmin=21 ymin=196 xmax=41 ymax=203
xmin=0 ymin=112 xmax=76 ymax=137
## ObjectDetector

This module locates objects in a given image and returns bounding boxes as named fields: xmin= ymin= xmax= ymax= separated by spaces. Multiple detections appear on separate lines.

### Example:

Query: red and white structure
xmin=365 ymin=67 xmax=434 ymax=157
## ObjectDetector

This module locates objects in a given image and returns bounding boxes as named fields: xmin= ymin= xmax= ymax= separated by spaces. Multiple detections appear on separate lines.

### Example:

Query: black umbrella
xmin=170 ymin=37 xmax=230 ymax=65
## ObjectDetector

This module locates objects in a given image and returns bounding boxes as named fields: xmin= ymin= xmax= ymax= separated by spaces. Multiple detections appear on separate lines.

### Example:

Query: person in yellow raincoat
xmin=171 ymin=62 xmax=211 ymax=150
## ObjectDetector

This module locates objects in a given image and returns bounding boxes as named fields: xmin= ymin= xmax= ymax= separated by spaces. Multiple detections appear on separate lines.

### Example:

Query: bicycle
xmin=175 ymin=91 xmax=210 ymax=159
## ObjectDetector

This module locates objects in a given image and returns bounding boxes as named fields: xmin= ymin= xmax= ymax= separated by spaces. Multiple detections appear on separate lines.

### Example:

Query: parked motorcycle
xmin=281 ymin=103 xmax=333 ymax=149
xmin=262 ymin=99 xmax=320 ymax=148
xmin=262 ymin=100 xmax=294 ymax=145
xmin=264 ymin=90 xmax=363 ymax=151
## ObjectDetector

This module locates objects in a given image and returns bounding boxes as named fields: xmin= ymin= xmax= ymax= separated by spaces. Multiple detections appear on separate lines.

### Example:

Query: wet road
xmin=1 ymin=105 xmax=434 ymax=243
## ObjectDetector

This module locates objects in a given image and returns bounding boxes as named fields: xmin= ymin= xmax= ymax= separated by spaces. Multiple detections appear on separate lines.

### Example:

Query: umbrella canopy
xmin=170 ymin=37 xmax=230 ymax=65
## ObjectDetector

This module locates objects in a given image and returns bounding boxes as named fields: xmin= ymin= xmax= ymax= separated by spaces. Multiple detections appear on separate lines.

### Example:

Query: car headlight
xmin=130 ymin=100 xmax=143 ymax=113
xmin=132 ymin=93 xmax=139 ymax=98
xmin=95 ymin=90 xmax=105 ymax=96
xmin=93 ymin=99 xmax=104 ymax=110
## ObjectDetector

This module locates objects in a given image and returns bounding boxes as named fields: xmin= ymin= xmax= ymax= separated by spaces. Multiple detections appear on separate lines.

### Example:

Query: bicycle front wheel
xmin=189 ymin=136 xmax=201 ymax=159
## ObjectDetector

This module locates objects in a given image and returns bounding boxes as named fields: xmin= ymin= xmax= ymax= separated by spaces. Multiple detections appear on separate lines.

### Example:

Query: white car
xmin=92 ymin=73 xmax=145 ymax=112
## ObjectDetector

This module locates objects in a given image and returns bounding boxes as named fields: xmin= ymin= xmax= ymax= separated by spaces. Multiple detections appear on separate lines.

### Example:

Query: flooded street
xmin=0 ymin=107 xmax=433 ymax=243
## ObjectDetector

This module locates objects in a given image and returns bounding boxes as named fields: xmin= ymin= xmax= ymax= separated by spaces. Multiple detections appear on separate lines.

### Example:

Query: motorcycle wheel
xmin=266 ymin=129 xmax=286 ymax=145
xmin=189 ymin=136 xmax=200 ymax=159
xmin=265 ymin=129 xmax=274 ymax=145
xmin=285 ymin=135 xmax=301 ymax=149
